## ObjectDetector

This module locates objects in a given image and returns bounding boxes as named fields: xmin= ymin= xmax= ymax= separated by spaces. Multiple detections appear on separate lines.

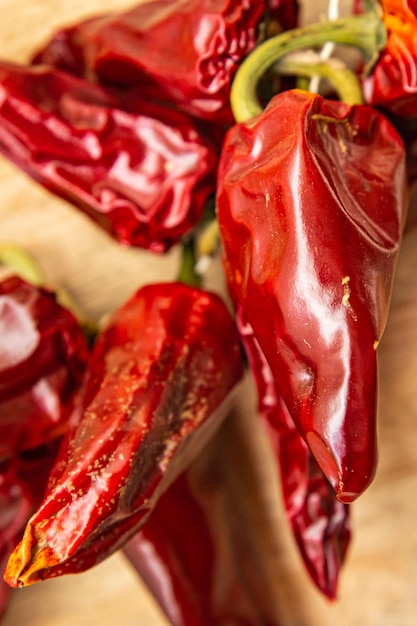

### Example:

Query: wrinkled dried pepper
xmin=124 ymin=461 xmax=279 ymax=626
xmin=0 ymin=62 xmax=217 ymax=253
xmin=359 ymin=0 xmax=417 ymax=116
xmin=31 ymin=0 xmax=269 ymax=124
xmin=237 ymin=309 xmax=350 ymax=598
xmin=0 ymin=274 xmax=89 ymax=459
xmin=5 ymin=282 xmax=244 ymax=587
xmin=217 ymin=86 xmax=407 ymax=503
xmin=1 ymin=441 xmax=62 ymax=618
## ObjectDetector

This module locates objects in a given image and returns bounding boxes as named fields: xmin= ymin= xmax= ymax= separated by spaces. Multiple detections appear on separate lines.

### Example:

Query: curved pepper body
xmin=124 ymin=467 xmax=278 ymax=626
xmin=237 ymin=309 xmax=350 ymax=598
xmin=217 ymin=89 xmax=407 ymax=502
xmin=0 ymin=275 xmax=89 ymax=459
xmin=0 ymin=62 xmax=217 ymax=252
xmin=4 ymin=282 xmax=244 ymax=587
xmin=31 ymin=0 xmax=266 ymax=124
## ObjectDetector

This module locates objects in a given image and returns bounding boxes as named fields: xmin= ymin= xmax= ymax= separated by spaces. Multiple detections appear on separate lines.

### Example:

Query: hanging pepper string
xmin=231 ymin=6 xmax=386 ymax=122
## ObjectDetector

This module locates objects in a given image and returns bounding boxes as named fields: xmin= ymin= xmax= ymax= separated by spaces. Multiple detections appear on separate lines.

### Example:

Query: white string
xmin=309 ymin=0 xmax=340 ymax=93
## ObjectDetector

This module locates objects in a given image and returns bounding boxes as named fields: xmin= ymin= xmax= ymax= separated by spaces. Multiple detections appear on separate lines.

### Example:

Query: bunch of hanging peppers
xmin=0 ymin=0 xmax=414 ymax=623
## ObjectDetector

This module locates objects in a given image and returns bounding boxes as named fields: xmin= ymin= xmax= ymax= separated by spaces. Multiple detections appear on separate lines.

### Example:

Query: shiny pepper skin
xmin=217 ymin=89 xmax=407 ymax=503
xmin=124 ymin=468 xmax=278 ymax=626
xmin=0 ymin=62 xmax=217 ymax=253
xmin=361 ymin=0 xmax=417 ymax=116
xmin=31 ymin=0 xmax=266 ymax=125
xmin=237 ymin=309 xmax=350 ymax=598
xmin=5 ymin=282 xmax=244 ymax=587
xmin=0 ymin=275 xmax=89 ymax=460
xmin=1 ymin=441 xmax=61 ymax=617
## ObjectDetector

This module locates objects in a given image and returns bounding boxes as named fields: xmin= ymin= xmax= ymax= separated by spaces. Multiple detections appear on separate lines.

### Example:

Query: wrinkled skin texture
xmin=217 ymin=89 xmax=407 ymax=503
xmin=0 ymin=62 xmax=217 ymax=253
xmin=0 ymin=440 xmax=61 ymax=618
xmin=5 ymin=283 xmax=244 ymax=587
xmin=31 ymin=0 xmax=267 ymax=124
xmin=236 ymin=309 xmax=350 ymax=598
xmin=0 ymin=275 xmax=89 ymax=459
xmin=362 ymin=0 xmax=417 ymax=116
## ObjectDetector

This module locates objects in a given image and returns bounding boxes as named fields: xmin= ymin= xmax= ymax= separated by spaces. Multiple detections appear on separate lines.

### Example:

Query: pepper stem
xmin=277 ymin=52 xmax=364 ymax=106
xmin=177 ymin=237 xmax=201 ymax=287
xmin=231 ymin=8 xmax=386 ymax=122
xmin=0 ymin=242 xmax=96 ymax=340
xmin=0 ymin=243 xmax=44 ymax=285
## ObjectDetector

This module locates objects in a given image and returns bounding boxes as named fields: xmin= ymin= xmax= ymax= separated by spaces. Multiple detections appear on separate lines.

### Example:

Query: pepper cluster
xmin=0 ymin=0 xmax=415 ymax=624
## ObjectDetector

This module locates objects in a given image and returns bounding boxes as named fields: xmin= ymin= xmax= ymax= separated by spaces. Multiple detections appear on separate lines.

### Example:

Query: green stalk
xmin=177 ymin=237 xmax=201 ymax=287
xmin=231 ymin=8 xmax=386 ymax=122
xmin=0 ymin=243 xmax=44 ymax=285
xmin=0 ymin=242 xmax=97 ymax=341
xmin=277 ymin=53 xmax=364 ymax=105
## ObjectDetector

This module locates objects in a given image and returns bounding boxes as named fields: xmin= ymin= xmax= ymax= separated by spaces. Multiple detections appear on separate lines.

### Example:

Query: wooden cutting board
xmin=1 ymin=2 xmax=417 ymax=625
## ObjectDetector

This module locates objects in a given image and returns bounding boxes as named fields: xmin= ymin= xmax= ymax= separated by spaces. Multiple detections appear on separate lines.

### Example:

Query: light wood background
xmin=1 ymin=1 xmax=417 ymax=625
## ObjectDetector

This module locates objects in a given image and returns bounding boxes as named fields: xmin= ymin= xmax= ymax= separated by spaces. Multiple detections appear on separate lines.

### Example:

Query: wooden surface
xmin=1 ymin=1 xmax=417 ymax=625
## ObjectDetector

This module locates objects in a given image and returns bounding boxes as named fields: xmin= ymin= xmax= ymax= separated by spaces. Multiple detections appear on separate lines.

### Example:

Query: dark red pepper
xmin=0 ymin=274 xmax=89 ymax=460
xmin=1 ymin=440 xmax=61 ymax=618
xmin=237 ymin=308 xmax=350 ymax=598
xmin=360 ymin=0 xmax=417 ymax=117
xmin=124 ymin=463 xmax=278 ymax=626
xmin=31 ymin=0 xmax=268 ymax=125
xmin=4 ymin=282 xmax=244 ymax=587
xmin=217 ymin=89 xmax=407 ymax=503
xmin=0 ymin=62 xmax=217 ymax=253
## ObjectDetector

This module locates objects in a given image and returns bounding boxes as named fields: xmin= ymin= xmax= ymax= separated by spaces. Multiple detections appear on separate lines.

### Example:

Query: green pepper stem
xmin=0 ymin=243 xmax=44 ymax=285
xmin=0 ymin=242 xmax=96 ymax=340
xmin=177 ymin=237 xmax=202 ymax=287
xmin=277 ymin=53 xmax=364 ymax=105
xmin=231 ymin=9 xmax=386 ymax=122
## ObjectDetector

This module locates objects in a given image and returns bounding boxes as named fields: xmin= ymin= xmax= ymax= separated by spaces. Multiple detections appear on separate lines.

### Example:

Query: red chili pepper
xmin=0 ymin=62 xmax=217 ymax=253
xmin=31 ymin=0 xmax=268 ymax=125
xmin=124 ymin=466 xmax=278 ymax=626
xmin=217 ymin=89 xmax=407 ymax=503
xmin=1 ymin=440 xmax=61 ymax=618
xmin=361 ymin=0 xmax=417 ymax=116
xmin=236 ymin=309 xmax=350 ymax=598
xmin=0 ymin=460 xmax=32 ymax=618
xmin=266 ymin=0 xmax=300 ymax=32
xmin=4 ymin=282 xmax=244 ymax=587
xmin=0 ymin=274 xmax=89 ymax=460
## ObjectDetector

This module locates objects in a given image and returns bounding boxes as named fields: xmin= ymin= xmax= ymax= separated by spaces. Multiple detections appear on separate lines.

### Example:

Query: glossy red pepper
xmin=217 ymin=89 xmax=407 ymax=503
xmin=4 ymin=282 xmax=244 ymax=587
xmin=1 ymin=440 xmax=61 ymax=618
xmin=0 ymin=62 xmax=217 ymax=253
xmin=361 ymin=0 xmax=417 ymax=116
xmin=0 ymin=274 xmax=89 ymax=460
xmin=31 ymin=0 xmax=268 ymax=125
xmin=237 ymin=309 xmax=350 ymax=598
xmin=124 ymin=465 xmax=278 ymax=626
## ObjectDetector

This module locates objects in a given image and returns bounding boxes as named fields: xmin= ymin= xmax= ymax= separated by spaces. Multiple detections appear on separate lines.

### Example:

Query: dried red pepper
xmin=0 ymin=274 xmax=89 ymax=460
xmin=359 ymin=0 xmax=417 ymax=116
xmin=124 ymin=461 xmax=279 ymax=626
xmin=217 ymin=88 xmax=407 ymax=503
xmin=237 ymin=309 xmax=350 ymax=598
xmin=31 ymin=0 xmax=269 ymax=124
xmin=1 ymin=440 xmax=61 ymax=618
xmin=0 ymin=62 xmax=217 ymax=253
xmin=4 ymin=282 xmax=244 ymax=587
